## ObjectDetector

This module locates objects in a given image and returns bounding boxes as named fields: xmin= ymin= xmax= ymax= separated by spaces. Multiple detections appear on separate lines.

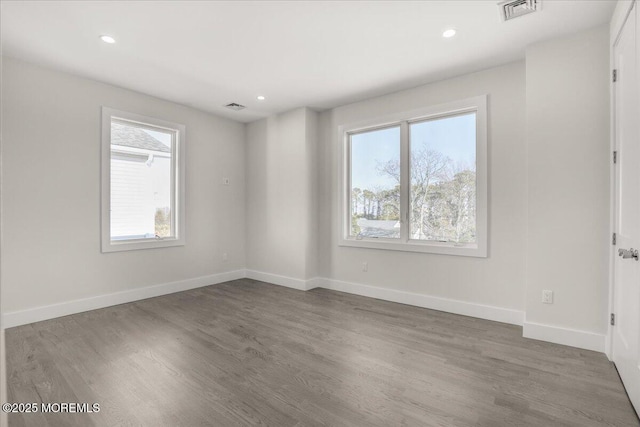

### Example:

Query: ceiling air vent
xmin=498 ymin=0 xmax=540 ymax=22
xmin=224 ymin=103 xmax=246 ymax=111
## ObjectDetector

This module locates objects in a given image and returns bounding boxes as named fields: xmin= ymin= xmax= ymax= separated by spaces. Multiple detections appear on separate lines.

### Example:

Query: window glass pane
xmin=409 ymin=113 xmax=476 ymax=243
xmin=350 ymin=126 xmax=401 ymax=238
xmin=110 ymin=120 xmax=173 ymax=241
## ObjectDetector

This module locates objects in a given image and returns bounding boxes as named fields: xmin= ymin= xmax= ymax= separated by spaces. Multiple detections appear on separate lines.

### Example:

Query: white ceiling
xmin=1 ymin=1 xmax=615 ymax=123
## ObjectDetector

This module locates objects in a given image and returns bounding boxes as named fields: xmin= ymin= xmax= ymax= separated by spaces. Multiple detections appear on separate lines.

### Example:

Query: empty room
xmin=1 ymin=0 xmax=640 ymax=426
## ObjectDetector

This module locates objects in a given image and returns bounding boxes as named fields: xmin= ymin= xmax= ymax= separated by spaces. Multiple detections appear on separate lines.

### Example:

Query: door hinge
xmin=613 ymin=232 xmax=617 ymax=245
xmin=613 ymin=150 xmax=617 ymax=164
xmin=613 ymin=69 xmax=618 ymax=82
xmin=611 ymin=313 xmax=616 ymax=326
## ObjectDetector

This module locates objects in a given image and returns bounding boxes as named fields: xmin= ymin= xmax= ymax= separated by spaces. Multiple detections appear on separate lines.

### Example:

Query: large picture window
xmin=101 ymin=108 xmax=185 ymax=252
xmin=341 ymin=96 xmax=487 ymax=257
xmin=350 ymin=126 xmax=401 ymax=239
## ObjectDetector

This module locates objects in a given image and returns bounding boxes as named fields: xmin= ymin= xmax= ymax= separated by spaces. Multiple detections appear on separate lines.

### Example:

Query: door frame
xmin=608 ymin=0 xmax=638 ymax=361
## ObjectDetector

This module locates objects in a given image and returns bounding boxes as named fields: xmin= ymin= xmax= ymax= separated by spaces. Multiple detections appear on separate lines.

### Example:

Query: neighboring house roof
xmin=357 ymin=219 xmax=400 ymax=230
xmin=356 ymin=219 xmax=400 ymax=238
xmin=111 ymin=122 xmax=171 ymax=153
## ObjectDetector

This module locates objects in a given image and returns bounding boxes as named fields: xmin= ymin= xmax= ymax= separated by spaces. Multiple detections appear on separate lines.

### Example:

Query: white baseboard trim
xmin=605 ymin=327 xmax=613 ymax=361
xmin=244 ymin=270 xmax=319 ymax=291
xmin=2 ymin=268 xmax=605 ymax=354
xmin=306 ymin=277 xmax=324 ymax=290
xmin=318 ymin=278 xmax=524 ymax=326
xmin=2 ymin=269 xmax=245 ymax=329
xmin=244 ymin=272 xmax=523 ymax=326
xmin=523 ymin=321 xmax=606 ymax=353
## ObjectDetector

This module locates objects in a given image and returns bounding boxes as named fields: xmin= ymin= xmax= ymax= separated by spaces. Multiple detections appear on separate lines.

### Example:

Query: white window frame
xmin=338 ymin=95 xmax=487 ymax=257
xmin=101 ymin=107 xmax=186 ymax=253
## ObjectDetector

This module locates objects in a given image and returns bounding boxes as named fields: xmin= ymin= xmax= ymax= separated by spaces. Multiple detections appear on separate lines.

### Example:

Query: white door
xmin=613 ymin=1 xmax=640 ymax=412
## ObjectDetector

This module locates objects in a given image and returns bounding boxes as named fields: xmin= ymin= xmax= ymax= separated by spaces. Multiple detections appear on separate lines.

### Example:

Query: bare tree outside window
xmin=349 ymin=126 xmax=401 ymax=239
xmin=350 ymin=113 xmax=476 ymax=244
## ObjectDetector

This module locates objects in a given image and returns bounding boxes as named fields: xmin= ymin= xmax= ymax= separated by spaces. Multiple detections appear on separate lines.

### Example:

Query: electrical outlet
xmin=362 ymin=262 xmax=368 ymax=272
xmin=222 ymin=252 xmax=228 ymax=261
xmin=223 ymin=178 xmax=230 ymax=185
xmin=542 ymin=290 xmax=553 ymax=304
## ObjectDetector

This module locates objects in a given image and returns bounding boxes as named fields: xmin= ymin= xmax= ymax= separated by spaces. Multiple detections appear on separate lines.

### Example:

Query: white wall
xmin=314 ymin=27 xmax=611 ymax=348
xmin=1 ymin=57 xmax=246 ymax=315
xmin=611 ymin=1 xmax=635 ymax=41
xmin=318 ymin=61 xmax=527 ymax=312
xmin=525 ymin=26 xmax=610 ymax=334
xmin=245 ymin=107 xmax=319 ymax=281
xmin=305 ymin=109 xmax=319 ymax=279
xmin=1 ymin=25 xmax=612 ymax=354
xmin=1 ymin=54 xmax=7 ymax=427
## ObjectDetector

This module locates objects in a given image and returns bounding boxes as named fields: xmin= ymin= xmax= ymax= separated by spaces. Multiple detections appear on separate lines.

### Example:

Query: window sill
xmin=338 ymin=237 xmax=487 ymax=258
xmin=101 ymin=237 xmax=185 ymax=253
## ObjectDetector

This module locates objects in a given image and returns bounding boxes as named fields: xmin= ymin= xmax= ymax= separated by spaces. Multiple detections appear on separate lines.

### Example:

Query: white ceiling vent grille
xmin=498 ymin=0 xmax=540 ymax=22
xmin=224 ymin=103 xmax=246 ymax=111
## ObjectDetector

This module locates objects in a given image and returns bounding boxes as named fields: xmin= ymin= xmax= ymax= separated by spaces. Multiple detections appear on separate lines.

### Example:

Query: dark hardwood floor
xmin=5 ymin=279 xmax=639 ymax=426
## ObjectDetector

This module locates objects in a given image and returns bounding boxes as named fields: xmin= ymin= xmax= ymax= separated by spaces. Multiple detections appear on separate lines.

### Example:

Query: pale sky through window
xmin=411 ymin=113 xmax=476 ymax=173
xmin=351 ymin=113 xmax=476 ymax=190
xmin=351 ymin=126 xmax=400 ymax=190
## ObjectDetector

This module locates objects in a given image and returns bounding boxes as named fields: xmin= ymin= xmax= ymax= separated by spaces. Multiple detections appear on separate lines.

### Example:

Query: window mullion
xmin=400 ymin=121 xmax=410 ymax=243
xmin=171 ymin=131 xmax=178 ymax=238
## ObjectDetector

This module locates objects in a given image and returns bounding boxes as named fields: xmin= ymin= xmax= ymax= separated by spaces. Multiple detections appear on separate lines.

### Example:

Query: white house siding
xmin=110 ymin=152 xmax=155 ymax=239
xmin=150 ymin=156 xmax=171 ymax=211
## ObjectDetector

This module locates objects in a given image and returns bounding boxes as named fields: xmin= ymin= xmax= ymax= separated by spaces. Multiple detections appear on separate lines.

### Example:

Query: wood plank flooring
xmin=5 ymin=279 xmax=639 ymax=426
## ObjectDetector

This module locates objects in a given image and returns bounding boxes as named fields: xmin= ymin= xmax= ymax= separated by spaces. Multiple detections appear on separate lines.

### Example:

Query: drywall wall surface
xmin=317 ymin=110 xmax=333 ymax=280
xmin=318 ymin=61 xmax=527 ymax=310
xmin=611 ymin=1 xmax=635 ymax=41
xmin=1 ymin=57 xmax=246 ymax=314
xmin=305 ymin=108 xmax=320 ymax=279
xmin=525 ymin=26 xmax=610 ymax=333
xmin=246 ymin=107 xmax=318 ymax=280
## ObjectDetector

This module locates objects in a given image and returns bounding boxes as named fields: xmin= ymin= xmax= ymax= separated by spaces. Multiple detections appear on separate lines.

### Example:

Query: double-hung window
xmin=101 ymin=108 xmax=185 ymax=252
xmin=340 ymin=96 xmax=487 ymax=257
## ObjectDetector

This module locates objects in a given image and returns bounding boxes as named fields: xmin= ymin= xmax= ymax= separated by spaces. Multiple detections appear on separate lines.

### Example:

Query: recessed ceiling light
xmin=442 ymin=29 xmax=456 ymax=38
xmin=100 ymin=35 xmax=116 ymax=44
xmin=257 ymin=95 xmax=266 ymax=101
